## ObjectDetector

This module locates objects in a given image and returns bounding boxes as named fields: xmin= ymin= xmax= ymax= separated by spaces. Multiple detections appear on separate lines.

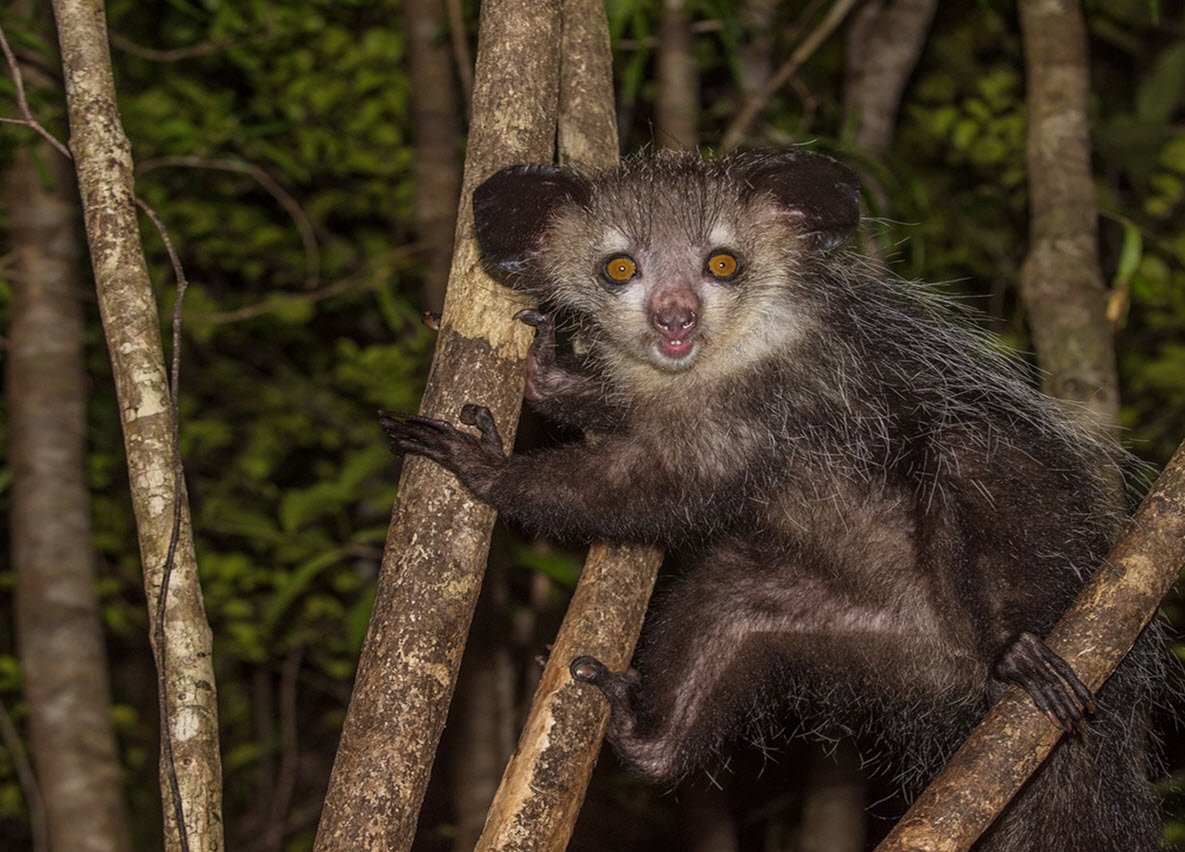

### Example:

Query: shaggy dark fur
xmin=381 ymin=150 xmax=1162 ymax=851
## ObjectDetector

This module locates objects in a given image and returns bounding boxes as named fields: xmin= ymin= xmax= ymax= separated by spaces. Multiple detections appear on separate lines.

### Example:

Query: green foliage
xmin=1 ymin=0 xmax=1184 ymax=846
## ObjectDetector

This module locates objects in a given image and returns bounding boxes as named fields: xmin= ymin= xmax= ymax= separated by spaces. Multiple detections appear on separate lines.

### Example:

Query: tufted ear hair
xmin=473 ymin=164 xmax=591 ymax=282
xmin=738 ymin=149 xmax=862 ymax=252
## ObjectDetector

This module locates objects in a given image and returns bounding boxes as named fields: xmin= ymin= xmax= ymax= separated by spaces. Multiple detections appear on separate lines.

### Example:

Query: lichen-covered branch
xmin=48 ymin=0 xmax=222 ymax=848
xmin=313 ymin=1 xmax=562 ymax=848
xmin=557 ymin=0 xmax=619 ymax=173
xmin=876 ymin=436 xmax=1185 ymax=851
xmin=475 ymin=544 xmax=660 ymax=851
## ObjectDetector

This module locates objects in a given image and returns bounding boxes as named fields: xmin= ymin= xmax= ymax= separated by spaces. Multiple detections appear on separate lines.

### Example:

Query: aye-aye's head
xmin=473 ymin=149 xmax=861 ymax=379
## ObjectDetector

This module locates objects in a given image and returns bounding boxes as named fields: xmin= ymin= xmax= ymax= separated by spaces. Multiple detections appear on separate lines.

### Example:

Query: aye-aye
xmin=380 ymin=150 xmax=1162 ymax=850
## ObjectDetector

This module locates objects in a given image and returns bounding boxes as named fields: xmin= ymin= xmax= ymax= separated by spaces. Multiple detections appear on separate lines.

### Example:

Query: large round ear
xmin=473 ymin=164 xmax=591 ymax=278
xmin=738 ymin=149 xmax=861 ymax=252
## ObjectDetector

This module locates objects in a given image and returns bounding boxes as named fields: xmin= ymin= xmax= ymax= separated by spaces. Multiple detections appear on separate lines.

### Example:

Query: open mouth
xmin=660 ymin=339 xmax=694 ymax=358
xmin=656 ymin=338 xmax=696 ymax=360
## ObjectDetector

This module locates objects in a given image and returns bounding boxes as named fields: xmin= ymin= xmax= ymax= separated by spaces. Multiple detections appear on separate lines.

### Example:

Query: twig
xmin=134 ymin=196 xmax=191 ymax=852
xmin=615 ymin=18 xmax=724 ymax=49
xmin=138 ymin=155 xmax=321 ymax=288
xmin=0 ymin=702 xmax=49 ymax=852
xmin=720 ymin=0 xmax=860 ymax=151
xmin=0 ymin=22 xmax=72 ymax=160
xmin=109 ymin=31 xmax=238 ymax=62
xmin=445 ymin=0 xmax=474 ymax=106
xmin=264 ymin=645 xmax=304 ymax=852
xmin=191 ymin=246 xmax=414 ymax=324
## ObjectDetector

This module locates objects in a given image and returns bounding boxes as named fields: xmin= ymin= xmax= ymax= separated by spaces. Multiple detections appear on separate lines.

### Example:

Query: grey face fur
xmin=541 ymin=163 xmax=817 ymax=381
xmin=472 ymin=149 xmax=861 ymax=391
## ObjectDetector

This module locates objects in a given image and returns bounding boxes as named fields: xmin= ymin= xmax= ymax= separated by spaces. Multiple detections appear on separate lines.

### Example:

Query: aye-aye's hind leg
xmin=570 ymin=553 xmax=899 ymax=784
xmin=570 ymin=619 xmax=771 ymax=783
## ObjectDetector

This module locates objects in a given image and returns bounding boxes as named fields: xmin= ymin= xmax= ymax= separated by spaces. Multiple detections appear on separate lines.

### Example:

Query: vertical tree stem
xmin=1017 ymin=0 xmax=1118 ymax=434
xmin=313 ymin=1 xmax=563 ymax=848
xmin=48 ymin=0 xmax=222 ymax=849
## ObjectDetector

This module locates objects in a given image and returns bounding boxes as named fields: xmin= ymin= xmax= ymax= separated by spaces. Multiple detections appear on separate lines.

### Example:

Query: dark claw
xmin=514 ymin=308 xmax=549 ymax=329
xmin=422 ymin=311 xmax=442 ymax=331
xmin=459 ymin=403 xmax=503 ymax=452
xmin=571 ymin=655 xmax=610 ymax=685
xmin=994 ymin=632 xmax=1095 ymax=733
xmin=379 ymin=411 xmax=463 ymax=462
xmin=570 ymin=656 xmax=639 ymax=740
xmin=1039 ymin=642 xmax=1098 ymax=715
xmin=377 ymin=407 xmax=505 ymax=499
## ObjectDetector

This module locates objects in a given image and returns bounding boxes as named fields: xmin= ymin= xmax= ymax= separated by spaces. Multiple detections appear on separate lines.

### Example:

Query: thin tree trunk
xmin=843 ymin=0 xmax=937 ymax=158
xmin=1017 ymin=0 xmax=1118 ymax=434
xmin=48 ymin=1 xmax=223 ymax=848
xmin=557 ymin=0 xmax=619 ymax=172
xmin=738 ymin=0 xmax=776 ymax=98
xmin=475 ymin=544 xmax=660 ymax=851
xmin=406 ymin=0 xmax=462 ymax=314
xmin=656 ymin=0 xmax=698 ymax=149
xmin=313 ymin=1 xmax=562 ymax=847
xmin=448 ymin=567 xmax=516 ymax=852
xmin=475 ymin=6 xmax=664 ymax=848
xmin=6 ymin=143 xmax=132 ymax=852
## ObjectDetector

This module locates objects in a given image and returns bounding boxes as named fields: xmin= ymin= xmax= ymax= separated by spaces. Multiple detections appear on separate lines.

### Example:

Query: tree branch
xmin=474 ymin=5 xmax=664 ymax=847
xmin=721 ymin=0 xmax=860 ymax=151
xmin=0 ymin=22 xmax=72 ymax=160
xmin=138 ymin=154 xmax=321 ymax=289
xmin=877 ymin=435 xmax=1185 ymax=851
xmin=0 ymin=702 xmax=49 ymax=852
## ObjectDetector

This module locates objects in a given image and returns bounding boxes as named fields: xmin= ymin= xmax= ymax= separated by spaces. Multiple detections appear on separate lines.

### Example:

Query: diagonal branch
xmin=721 ymin=0 xmax=860 ymax=151
xmin=877 ymin=435 xmax=1185 ymax=851
xmin=138 ymin=155 xmax=321 ymax=288
xmin=312 ymin=0 xmax=563 ymax=846
xmin=0 ymin=22 xmax=72 ymax=159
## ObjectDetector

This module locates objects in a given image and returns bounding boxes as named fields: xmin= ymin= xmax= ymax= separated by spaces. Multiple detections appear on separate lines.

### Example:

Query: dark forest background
xmin=2 ymin=0 xmax=1185 ymax=849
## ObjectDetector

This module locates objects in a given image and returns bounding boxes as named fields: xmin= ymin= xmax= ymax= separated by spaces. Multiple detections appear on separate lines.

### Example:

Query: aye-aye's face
xmin=538 ymin=168 xmax=820 ymax=379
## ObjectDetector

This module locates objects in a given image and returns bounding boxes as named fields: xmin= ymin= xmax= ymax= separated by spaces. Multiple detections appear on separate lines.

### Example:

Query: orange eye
xmin=706 ymin=252 xmax=739 ymax=279
xmin=603 ymin=256 xmax=638 ymax=283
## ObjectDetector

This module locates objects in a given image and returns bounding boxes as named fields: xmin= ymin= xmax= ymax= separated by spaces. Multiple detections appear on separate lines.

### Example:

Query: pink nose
xmin=650 ymin=290 xmax=699 ymax=339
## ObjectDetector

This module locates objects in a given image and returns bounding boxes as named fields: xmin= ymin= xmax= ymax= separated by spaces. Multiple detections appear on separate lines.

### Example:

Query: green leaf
xmin=1113 ymin=220 xmax=1144 ymax=286
xmin=262 ymin=548 xmax=346 ymax=631
xmin=1136 ymin=41 xmax=1185 ymax=122
xmin=517 ymin=548 xmax=581 ymax=589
